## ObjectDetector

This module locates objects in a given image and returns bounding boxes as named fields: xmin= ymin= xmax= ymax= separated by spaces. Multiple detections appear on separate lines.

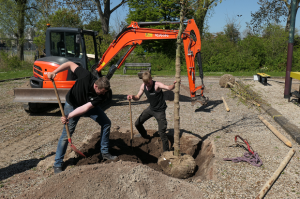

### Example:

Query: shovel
xmin=51 ymin=80 xmax=86 ymax=158
xmin=129 ymin=99 xmax=133 ymax=148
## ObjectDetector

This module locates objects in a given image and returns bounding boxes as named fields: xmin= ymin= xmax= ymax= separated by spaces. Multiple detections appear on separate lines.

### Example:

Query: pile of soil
xmin=65 ymin=130 xmax=212 ymax=179
xmin=69 ymin=130 xmax=163 ymax=172
xmin=16 ymin=130 xmax=214 ymax=199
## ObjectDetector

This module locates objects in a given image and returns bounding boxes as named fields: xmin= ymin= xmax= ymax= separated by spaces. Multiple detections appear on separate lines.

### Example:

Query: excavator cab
xmin=16 ymin=27 xmax=101 ymax=112
xmin=44 ymin=27 xmax=99 ymax=71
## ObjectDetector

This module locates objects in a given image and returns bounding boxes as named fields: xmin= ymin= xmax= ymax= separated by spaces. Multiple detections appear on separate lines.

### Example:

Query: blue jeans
xmin=54 ymin=102 xmax=111 ymax=168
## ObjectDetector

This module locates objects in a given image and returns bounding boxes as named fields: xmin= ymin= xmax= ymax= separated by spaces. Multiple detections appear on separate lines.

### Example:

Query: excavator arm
xmin=96 ymin=19 xmax=207 ymax=103
xmin=13 ymin=19 xmax=208 ymax=112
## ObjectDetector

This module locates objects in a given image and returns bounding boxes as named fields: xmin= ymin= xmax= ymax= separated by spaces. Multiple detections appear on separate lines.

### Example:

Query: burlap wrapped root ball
xmin=158 ymin=151 xmax=196 ymax=179
xmin=219 ymin=74 xmax=235 ymax=88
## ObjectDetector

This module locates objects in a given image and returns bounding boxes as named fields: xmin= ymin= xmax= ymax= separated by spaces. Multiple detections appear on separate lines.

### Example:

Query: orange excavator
xmin=14 ymin=19 xmax=208 ymax=113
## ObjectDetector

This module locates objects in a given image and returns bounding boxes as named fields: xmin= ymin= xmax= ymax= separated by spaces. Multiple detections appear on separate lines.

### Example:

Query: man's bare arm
xmin=127 ymin=84 xmax=144 ymax=101
xmin=156 ymin=81 xmax=176 ymax=91
xmin=48 ymin=61 xmax=78 ymax=79
xmin=61 ymin=102 xmax=94 ymax=124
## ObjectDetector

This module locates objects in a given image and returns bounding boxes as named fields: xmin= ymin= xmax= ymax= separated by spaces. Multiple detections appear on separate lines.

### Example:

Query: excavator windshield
xmin=50 ymin=32 xmax=82 ymax=58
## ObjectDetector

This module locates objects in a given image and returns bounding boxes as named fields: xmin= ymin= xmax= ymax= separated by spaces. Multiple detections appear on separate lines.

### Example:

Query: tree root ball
xmin=219 ymin=74 xmax=235 ymax=88
xmin=158 ymin=151 xmax=196 ymax=179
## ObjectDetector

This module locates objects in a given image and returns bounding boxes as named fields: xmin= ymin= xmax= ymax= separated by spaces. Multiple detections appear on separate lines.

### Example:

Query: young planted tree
xmin=158 ymin=0 xmax=196 ymax=179
xmin=173 ymin=0 xmax=185 ymax=157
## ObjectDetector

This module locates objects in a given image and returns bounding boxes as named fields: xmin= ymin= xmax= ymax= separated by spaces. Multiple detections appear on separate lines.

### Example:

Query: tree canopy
xmin=33 ymin=8 xmax=82 ymax=52
xmin=249 ymin=0 xmax=300 ymax=33
xmin=0 ymin=0 xmax=43 ymax=60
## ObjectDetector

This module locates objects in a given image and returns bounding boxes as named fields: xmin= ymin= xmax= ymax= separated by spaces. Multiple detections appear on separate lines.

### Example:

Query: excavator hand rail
xmin=138 ymin=20 xmax=186 ymax=27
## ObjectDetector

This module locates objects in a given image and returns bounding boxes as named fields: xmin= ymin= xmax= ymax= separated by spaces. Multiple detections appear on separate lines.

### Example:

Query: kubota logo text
xmin=155 ymin=34 xmax=169 ymax=37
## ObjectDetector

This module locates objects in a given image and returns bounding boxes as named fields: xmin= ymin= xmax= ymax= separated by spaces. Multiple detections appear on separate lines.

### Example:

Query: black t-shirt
xmin=66 ymin=67 xmax=103 ymax=108
xmin=144 ymin=81 xmax=167 ymax=111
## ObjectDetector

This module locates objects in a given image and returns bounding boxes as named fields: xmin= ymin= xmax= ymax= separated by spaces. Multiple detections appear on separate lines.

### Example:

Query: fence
xmin=0 ymin=39 xmax=37 ymax=62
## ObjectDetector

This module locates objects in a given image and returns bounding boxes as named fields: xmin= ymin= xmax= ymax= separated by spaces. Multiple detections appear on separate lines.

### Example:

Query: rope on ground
xmin=223 ymin=135 xmax=263 ymax=167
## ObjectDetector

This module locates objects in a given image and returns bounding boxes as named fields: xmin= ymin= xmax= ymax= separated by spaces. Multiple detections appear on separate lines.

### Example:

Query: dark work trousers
xmin=135 ymin=106 xmax=169 ymax=151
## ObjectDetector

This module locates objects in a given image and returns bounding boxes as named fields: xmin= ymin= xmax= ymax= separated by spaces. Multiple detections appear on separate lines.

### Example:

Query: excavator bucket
xmin=14 ymin=88 xmax=70 ymax=103
xmin=191 ymin=95 xmax=209 ymax=106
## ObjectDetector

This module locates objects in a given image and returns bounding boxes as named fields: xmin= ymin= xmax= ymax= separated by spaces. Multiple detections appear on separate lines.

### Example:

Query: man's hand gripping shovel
xmin=51 ymin=79 xmax=86 ymax=158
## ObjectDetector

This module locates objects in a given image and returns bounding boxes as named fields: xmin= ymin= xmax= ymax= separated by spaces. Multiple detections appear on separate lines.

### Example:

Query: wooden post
xmin=258 ymin=115 xmax=292 ymax=147
xmin=256 ymin=148 xmax=295 ymax=199
xmin=221 ymin=97 xmax=230 ymax=112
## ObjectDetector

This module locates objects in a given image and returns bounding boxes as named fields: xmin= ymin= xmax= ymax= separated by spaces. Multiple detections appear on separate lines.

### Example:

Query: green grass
xmin=0 ymin=69 xmax=32 ymax=80
xmin=0 ymin=66 xmax=287 ymax=81
xmin=111 ymin=69 xmax=286 ymax=77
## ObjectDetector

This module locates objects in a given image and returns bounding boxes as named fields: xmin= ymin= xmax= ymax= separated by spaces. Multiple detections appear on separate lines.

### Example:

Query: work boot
xmin=54 ymin=166 xmax=63 ymax=174
xmin=102 ymin=153 xmax=117 ymax=161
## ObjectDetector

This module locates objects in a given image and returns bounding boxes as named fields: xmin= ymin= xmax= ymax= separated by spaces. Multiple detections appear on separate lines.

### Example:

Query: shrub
xmin=0 ymin=51 xmax=32 ymax=71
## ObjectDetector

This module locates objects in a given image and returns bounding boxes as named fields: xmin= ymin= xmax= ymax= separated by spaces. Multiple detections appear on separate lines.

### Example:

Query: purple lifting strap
xmin=223 ymin=151 xmax=263 ymax=167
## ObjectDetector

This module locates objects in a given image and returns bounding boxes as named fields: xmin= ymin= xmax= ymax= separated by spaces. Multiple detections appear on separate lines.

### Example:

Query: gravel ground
xmin=0 ymin=75 xmax=300 ymax=198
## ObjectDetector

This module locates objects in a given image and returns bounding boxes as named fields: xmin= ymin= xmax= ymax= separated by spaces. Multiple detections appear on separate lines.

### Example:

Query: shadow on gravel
xmin=163 ymin=90 xmax=192 ymax=102
xmin=0 ymin=153 xmax=54 ymax=181
xmin=195 ymin=99 xmax=223 ymax=112
xmin=199 ymin=116 xmax=253 ymax=141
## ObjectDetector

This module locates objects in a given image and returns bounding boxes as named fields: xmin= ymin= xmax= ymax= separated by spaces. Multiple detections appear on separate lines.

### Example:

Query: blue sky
xmin=110 ymin=0 xmax=300 ymax=34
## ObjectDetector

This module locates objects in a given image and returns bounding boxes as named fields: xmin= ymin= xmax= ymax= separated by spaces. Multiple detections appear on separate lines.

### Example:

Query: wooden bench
xmin=123 ymin=63 xmax=151 ymax=78
xmin=257 ymin=73 xmax=271 ymax=85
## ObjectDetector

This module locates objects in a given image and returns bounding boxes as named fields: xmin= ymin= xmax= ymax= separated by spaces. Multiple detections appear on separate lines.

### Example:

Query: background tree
xmin=224 ymin=22 xmax=240 ymax=43
xmin=126 ymin=0 xmax=194 ymax=58
xmin=193 ymin=0 xmax=222 ymax=37
xmin=0 ymin=0 xmax=43 ymax=60
xmin=249 ymin=0 xmax=300 ymax=33
xmin=59 ymin=0 xmax=128 ymax=35
xmin=34 ymin=8 xmax=82 ymax=53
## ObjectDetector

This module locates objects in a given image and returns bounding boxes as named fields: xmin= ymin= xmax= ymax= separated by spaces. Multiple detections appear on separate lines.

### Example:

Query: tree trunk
xmin=95 ymin=0 xmax=110 ymax=35
xmin=285 ymin=1 xmax=299 ymax=32
xmin=101 ymin=0 xmax=110 ymax=35
xmin=173 ymin=0 xmax=185 ymax=157
xmin=195 ymin=0 xmax=215 ymax=36
xmin=16 ymin=0 xmax=26 ymax=61
xmin=94 ymin=0 xmax=128 ymax=35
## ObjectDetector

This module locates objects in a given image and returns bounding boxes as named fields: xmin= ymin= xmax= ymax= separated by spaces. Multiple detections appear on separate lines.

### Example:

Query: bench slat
xmin=290 ymin=72 xmax=300 ymax=80
xmin=125 ymin=63 xmax=151 ymax=67
xmin=257 ymin=73 xmax=270 ymax=77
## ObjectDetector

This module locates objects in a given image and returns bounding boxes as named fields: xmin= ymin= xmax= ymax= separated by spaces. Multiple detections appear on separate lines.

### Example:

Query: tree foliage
xmin=34 ymin=8 xmax=82 ymax=52
xmin=200 ymin=23 xmax=292 ymax=72
xmin=55 ymin=0 xmax=128 ymax=35
xmin=0 ymin=0 xmax=43 ymax=60
xmin=224 ymin=22 xmax=240 ymax=43
xmin=249 ymin=0 xmax=300 ymax=33
xmin=193 ymin=0 xmax=222 ymax=37
xmin=126 ymin=0 xmax=194 ymax=58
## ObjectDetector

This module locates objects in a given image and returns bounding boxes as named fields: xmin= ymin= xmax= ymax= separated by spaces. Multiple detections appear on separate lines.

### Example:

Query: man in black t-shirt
xmin=127 ymin=71 xmax=176 ymax=152
xmin=48 ymin=61 xmax=116 ymax=174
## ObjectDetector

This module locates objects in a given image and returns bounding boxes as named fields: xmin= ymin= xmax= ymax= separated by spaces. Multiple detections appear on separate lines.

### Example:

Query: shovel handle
xmin=51 ymin=80 xmax=72 ymax=142
xmin=129 ymin=100 xmax=133 ymax=140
